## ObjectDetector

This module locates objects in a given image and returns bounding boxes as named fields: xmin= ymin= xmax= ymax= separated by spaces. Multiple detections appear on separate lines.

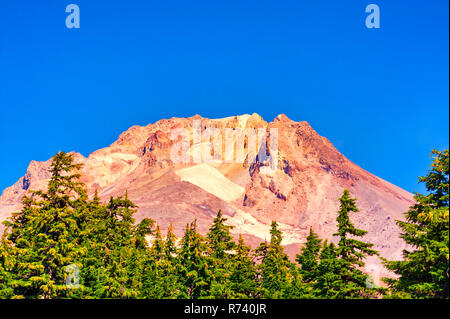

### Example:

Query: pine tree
xmin=164 ymin=223 xmax=178 ymax=261
xmin=133 ymin=218 xmax=154 ymax=250
xmin=207 ymin=210 xmax=236 ymax=298
xmin=229 ymin=235 xmax=257 ymax=298
xmin=281 ymin=263 xmax=315 ymax=299
xmin=296 ymin=227 xmax=322 ymax=283
xmin=207 ymin=210 xmax=235 ymax=260
xmin=178 ymin=220 xmax=212 ymax=298
xmin=151 ymin=225 xmax=164 ymax=259
xmin=258 ymin=221 xmax=292 ymax=298
xmin=91 ymin=194 xmax=145 ymax=298
xmin=1 ymin=151 xmax=154 ymax=299
xmin=2 ymin=151 xmax=87 ymax=298
xmin=332 ymin=189 xmax=379 ymax=298
xmin=159 ymin=225 xmax=183 ymax=298
xmin=384 ymin=149 xmax=449 ymax=298
xmin=314 ymin=240 xmax=342 ymax=298
xmin=142 ymin=224 xmax=181 ymax=298
xmin=0 ymin=239 xmax=14 ymax=298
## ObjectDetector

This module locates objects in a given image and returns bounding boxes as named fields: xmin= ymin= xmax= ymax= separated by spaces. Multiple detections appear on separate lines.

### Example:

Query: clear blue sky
xmin=0 ymin=0 xmax=448 ymax=194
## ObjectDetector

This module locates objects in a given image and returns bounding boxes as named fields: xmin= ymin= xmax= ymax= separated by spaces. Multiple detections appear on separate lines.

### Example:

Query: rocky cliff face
xmin=0 ymin=113 xmax=414 ymax=278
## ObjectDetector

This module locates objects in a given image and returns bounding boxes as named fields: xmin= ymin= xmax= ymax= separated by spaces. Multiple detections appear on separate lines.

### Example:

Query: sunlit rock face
xmin=0 ymin=113 xmax=414 ymax=277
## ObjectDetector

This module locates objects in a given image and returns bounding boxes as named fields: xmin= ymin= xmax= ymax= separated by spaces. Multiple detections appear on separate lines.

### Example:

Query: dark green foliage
xmin=0 ymin=242 xmax=14 ymax=298
xmin=331 ymin=189 xmax=379 ymax=298
xmin=296 ymin=191 xmax=380 ymax=299
xmin=178 ymin=220 xmax=212 ymax=298
xmin=0 ymin=152 xmax=154 ymax=298
xmin=1 ymin=152 xmax=88 ymax=298
xmin=258 ymin=221 xmax=293 ymax=298
xmin=229 ymin=235 xmax=257 ymax=298
xmin=207 ymin=210 xmax=236 ymax=298
xmin=314 ymin=240 xmax=343 ymax=298
xmin=0 ymin=150 xmax=447 ymax=299
xmin=141 ymin=225 xmax=181 ymax=298
xmin=207 ymin=210 xmax=235 ymax=260
xmin=384 ymin=149 xmax=449 ymax=299
xmin=296 ymin=227 xmax=321 ymax=283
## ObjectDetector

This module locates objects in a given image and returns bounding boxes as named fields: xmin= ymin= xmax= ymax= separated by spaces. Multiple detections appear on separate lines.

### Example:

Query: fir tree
xmin=1 ymin=152 xmax=154 ymax=299
xmin=133 ymin=218 xmax=154 ymax=250
xmin=314 ymin=240 xmax=342 ymax=298
xmin=332 ymin=189 xmax=379 ymax=298
xmin=2 ymin=151 xmax=87 ymax=298
xmin=258 ymin=221 xmax=292 ymax=298
xmin=164 ymin=223 xmax=177 ymax=261
xmin=296 ymin=227 xmax=322 ymax=283
xmin=229 ymin=235 xmax=257 ymax=298
xmin=384 ymin=149 xmax=449 ymax=298
xmin=207 ymin=210 xmax=235 ymax=260
xmin=0 ymin=239 xmax=14 ymax=298
xmin=159 ymin=225 xmax=183 ymax=298
xmin=151 ymin=225 xmax=164 ymax=259
xmin=207 ymin=210 xmax=236 ymax=298
xmin=281 ymin=263 xmax=315 ymax=299
xmin=178 ymin=220 xmax=212 ymax=298
xmin=91 ymin=194 xmax=146 ymax=298
xmin=142 ymin=224 xmax=181 ymax=298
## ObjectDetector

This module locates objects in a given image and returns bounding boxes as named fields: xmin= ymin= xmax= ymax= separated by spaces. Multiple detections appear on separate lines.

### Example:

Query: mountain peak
xmin=274 ymin=113 xmax=295 ymax=123
xmin=0 ymin=113 xmax=414 ymax=277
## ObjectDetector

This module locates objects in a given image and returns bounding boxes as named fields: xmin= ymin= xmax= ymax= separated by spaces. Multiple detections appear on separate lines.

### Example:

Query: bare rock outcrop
xmin=0 ymin=113 xmax=414 ymax=277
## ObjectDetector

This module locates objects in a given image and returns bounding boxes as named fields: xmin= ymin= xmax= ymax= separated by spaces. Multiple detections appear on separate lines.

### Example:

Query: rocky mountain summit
xmin=0 ymin=113 xmax=414 ymax=277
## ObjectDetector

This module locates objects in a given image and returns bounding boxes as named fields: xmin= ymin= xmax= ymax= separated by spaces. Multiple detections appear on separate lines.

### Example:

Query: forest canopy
xmin=0 ymin=150 xmax=448 ymax=299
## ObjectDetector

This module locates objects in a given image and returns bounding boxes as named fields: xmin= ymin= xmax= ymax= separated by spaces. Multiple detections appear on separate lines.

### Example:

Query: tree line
xmin=0 ymin=150 xmax=448 ymax=299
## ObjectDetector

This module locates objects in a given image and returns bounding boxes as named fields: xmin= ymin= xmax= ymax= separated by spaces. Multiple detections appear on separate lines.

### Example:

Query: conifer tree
xmin=133 ymin=218 xmax=154 ymax=250
xmin=151 ymin=225 xmax=164 ymax=259
xmin=2 ymin=151 xmax=87 ymax=298
xmin=207 ymin=210 xmax=235 ymax=259
xmin=314 ymin=240 xmax=342 ymax=298
xmin=332 ymin=189 xmax=379 ymax=298
xmin=281 ymin=263 xmax=315 ymax=299
xmin=142 ymin=224 xmax=180 ymax=298
xmin=229 ymin=235 xmax=257 ymax=298
xmin=178 ymin=220 xmax=212 ymax=298
xmin=258 ymin=221 xmax=292 ymax=298
xmin=253 ymin=239 xmax=268 ymax=298
xmin=296 ymin=227 xmax=322 ymax=283
xmin=1 ymin=152 xmax=154 ymax=299
xmin=164 ymin=223 xmax=177 ymax=261
xmin=207 ymin=210 xmax=236 ymax=298
xmin=0 ymin=240 xmax=13 ymax=298
xmin=384 ymin=149 xmax=449 ymax=298
xmin=159 ymin=225 xmax=183 ymax=298
xmin=91 ymin=194 xmax=145 ymax=298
